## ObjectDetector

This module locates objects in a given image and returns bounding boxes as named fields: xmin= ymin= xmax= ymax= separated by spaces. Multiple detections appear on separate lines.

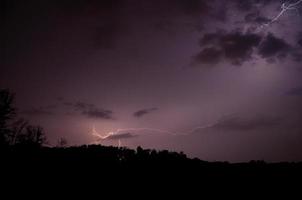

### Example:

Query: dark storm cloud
xmin=299 ymin=39 xmax=302 ymax=47
xmin=298 ymin=33 xmax=302 ymax=47
xmin=194 ymin=31 xmax=262 ymax=66
xmin=292 ymin=34 xmax=302 ymax=61
xmin=208 ymin=32 xmax=262 ymax=62
xmin=286 ymin=87 xmax=302 ymax=96
xmin=82 ymin=109 xmax=113 ymax=119
xmin=63 ymin=101 xmax=114 ymax=120
xmin=194 ymin=47 xmax=224 ymax=64
xmin=258 ymin=33 xmax=291 ymax=60
xmin=193 ymin=30 xmax=301 ymax=66
xmin=194 ymin=48 xmax=223 ymax=65
xmin=73 ymin=102 xmax=95 ymax=111
xmin=133 ymin=108 xmax=158 ymax=118
xmin=105 ymin=132 xmax=137 ymax=140
xmin=210 ymin=115 xmax=281 ymax=131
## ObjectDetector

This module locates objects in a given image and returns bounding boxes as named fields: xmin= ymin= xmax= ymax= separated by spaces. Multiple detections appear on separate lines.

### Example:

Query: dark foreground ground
xmin=3 ymin=144 xmax=302 ymax=179
xmin=2 ymin=144 xmax=302 ymax=197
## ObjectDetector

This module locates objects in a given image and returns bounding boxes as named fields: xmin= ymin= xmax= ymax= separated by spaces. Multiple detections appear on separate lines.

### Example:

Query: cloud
xmin=193 ymin=30 xmax=300 ymax=66
xmin=82 ymin=109 xmax=113 ymax=119
xmin=63 ymin=101 xmax=114 ymax=119
xmin=298 ymin=33 xmax=302 ymax=47
xmin=105 ymin=132 xmax=137 ymax=140
xmin=73 ymin=102 xmax=95 ymax=111
xmin=194 ymin=31 xmax=262 ymax=66
xmin=209 ymin=115 xmax=281 ymax=131
xmin=258 ymin=33 xmax=291 ymax=61
xmin=133 ymin=107 xmax=158 ymax=118
xmin=193 ymin=48 xmax=223 ymax=65
xmin=286 ymin=87 xmax=302 ymax=96
xmin=94 ymin=132 xmax=138 ymax=141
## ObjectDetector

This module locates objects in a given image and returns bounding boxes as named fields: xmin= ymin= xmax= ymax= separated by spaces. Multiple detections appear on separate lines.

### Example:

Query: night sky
xmin=2 ymin=0 xmax=302 ymax=162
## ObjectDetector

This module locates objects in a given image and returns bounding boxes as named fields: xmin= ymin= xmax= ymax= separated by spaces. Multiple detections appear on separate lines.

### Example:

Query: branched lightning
xmin=260 ymin=0 xmax=302 ymax=28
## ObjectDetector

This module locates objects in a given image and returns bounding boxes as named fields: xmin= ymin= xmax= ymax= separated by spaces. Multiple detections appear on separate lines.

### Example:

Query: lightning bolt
xmin=92 ymin=126 xmax=177 ymax=140
xmin=91 ymin=114 xmax=235 ymax=146
xmin=91 ymin=126 xmax=177 ymax=147
xmin=91 ymin=121 xmax=220 ymax=144
xmin=260 ymin=0 xmax=302 ymax=28
xmin=92 ymin=125 xmax=115 ymax=139
xmin=112 ymin=127 xmax=177 ymax=135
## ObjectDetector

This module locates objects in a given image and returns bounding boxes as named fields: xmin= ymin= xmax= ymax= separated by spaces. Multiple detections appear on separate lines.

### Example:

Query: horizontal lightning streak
xmin=92 ymin=121 xmax=221 ymax=141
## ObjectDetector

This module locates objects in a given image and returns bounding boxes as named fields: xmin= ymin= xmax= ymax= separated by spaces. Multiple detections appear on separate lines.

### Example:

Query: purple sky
xmin=2 ymin=0 xmax=302 ymax=162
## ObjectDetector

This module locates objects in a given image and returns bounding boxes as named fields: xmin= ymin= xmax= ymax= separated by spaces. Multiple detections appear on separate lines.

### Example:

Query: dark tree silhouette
xmin=9 ymin=118 xmax=28 ymax=145
xmin=17 ymin=125 xmax=47 ymax=147
xmin=0 ymin=89 xmax=16 ymax=146
xmin=0 ymin=89 xmax=47 ymax=148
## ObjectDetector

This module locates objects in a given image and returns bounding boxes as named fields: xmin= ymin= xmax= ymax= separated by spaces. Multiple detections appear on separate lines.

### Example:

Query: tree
xmin=9 ymin=118 xmax=28 ymax=145
xmin=0 ymin=89 xmax=48 ymax=148
xmin=0 ymin=89 xmax=16 ymax=146
xmin=17 ymin=125 xmax=47 ymax=147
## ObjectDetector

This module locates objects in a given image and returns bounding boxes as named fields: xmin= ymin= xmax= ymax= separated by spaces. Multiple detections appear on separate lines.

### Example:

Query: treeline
xmin=0 ymin=89 xmax=47 ymax=148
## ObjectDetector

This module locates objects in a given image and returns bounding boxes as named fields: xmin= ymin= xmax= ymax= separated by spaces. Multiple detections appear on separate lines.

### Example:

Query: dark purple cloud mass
xmin=63 ymin=101 xmax=114 ymax=119
xmin=258 ymin=33 xmax=291 ymax=60
xmin=2 ymin=0 xmax=302 ymax=162
xmin=194 ymin=31 xmax=300 ymax=66
xmin=133 ymin=108 xmax=158 ymax=118
xmin=103 ymin=132 xmax=137 ymax=140
xmin=194 ymin=31 xmax=262 ymax=66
